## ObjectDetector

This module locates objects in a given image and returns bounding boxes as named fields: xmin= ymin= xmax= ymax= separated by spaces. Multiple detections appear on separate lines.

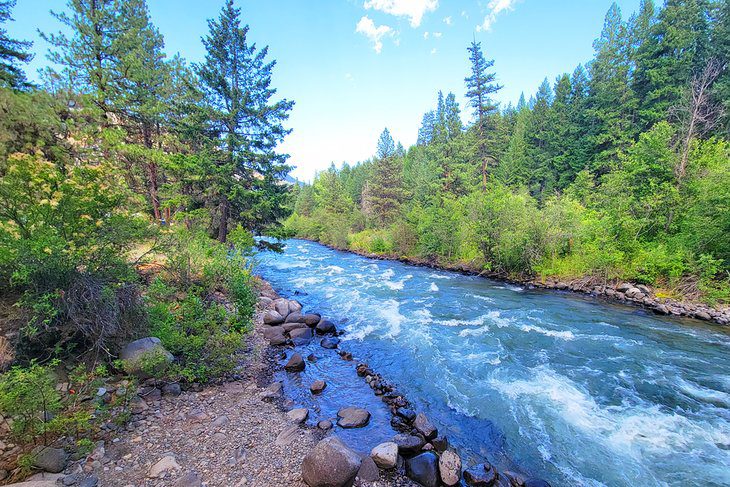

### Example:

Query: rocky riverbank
xmin=257 ymin=282 xmax=552 ymax=487
xmin=301 ymin=239 xmax=730 ymax=326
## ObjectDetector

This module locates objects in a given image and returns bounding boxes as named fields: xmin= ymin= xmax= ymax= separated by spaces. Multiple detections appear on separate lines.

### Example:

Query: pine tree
xmin=444 ymin=92 xmax=463 ymax=140
xmin=587 ymin=3 xmax=636 ymax=173
xmin=417 ymin=110 xmax=436 ymax=145
xmin=633 ymin=0 xmax=712 ymax=131
xmin=465 ymin=40 xmax=503 ymax=189
xmin=196 ymin=0 xmax=294 ymax=241
xmin=370 ymin=128 xmax=404 ymax=226
xmin=525 ymin=78 xmax=554 ymax=195
xmin=376 ymin=127 xmax=396 ymax=159
xmin=0 ymin=0 xmax=32 ymax=89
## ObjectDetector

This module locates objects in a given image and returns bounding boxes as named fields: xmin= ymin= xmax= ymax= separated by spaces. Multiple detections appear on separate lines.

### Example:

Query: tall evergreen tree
xmin=369 ymin=128 xmax=404 ymax=225
xmin=465 ymin=40 xmax=503 ymax=189
xmin=417 ymin=110 xmax=436 ymax=145
xmin=0 ymin=0 xmax=32 ymax=89
xmin=633 ymin=0 xmax=711 ymax=131
xmin=588 ymin=3 xmax=636 ymax=173
xmin=196 ymin=0 xmax=294 ymax=241
xmin=444 ymin=92 xmax=463 ymax=140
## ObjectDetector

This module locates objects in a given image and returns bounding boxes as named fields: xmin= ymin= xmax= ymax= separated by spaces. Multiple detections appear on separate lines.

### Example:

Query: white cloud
xmin=443 ymin=16 xmax=452 ymax=25
xmin=477 ymin=0 xmax=520 ymax=31
xmin=356 ymin=16 xmax=393 ymax=53
xmin=432 ymin=31 xmax=442 ymax=38
xmin=423 ymin=31 xmax=430 ymax=39
xmin=363 ymin=0 xmax=438 ymax=28
xmin=430 ymin=48 xmax=437 ymax=55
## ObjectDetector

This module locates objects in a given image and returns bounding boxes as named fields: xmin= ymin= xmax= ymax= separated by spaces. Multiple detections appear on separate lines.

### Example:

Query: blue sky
xmin=8 ymin=0 xmax=641 ymax=181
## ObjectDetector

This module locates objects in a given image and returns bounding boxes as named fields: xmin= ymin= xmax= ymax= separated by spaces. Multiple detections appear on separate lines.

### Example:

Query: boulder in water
xmin=303 ymin=313 xmax=321 ymax=326
xmin=414 ymin=413 xmax=438 ymax=440
xmin=464 ymin=463 xmax=497 ymax=486
xmin=288 ymin=300 xmax=303 ymax=314
xmin=405 ymin=452 xmax=439 ymax=487
xmin=274 ymin=298 xmax=290 ymax=318
xmin=285 ymin=312 xmax=306 ymax=323
xmin=392 ymin=433 xmax=425 ymax=456
xmin=315 ymin=319 xmax=336 ymax=335
xmin=310 ymin=380 xmax=327 ymax=394
xmin=284 ymin=353 xmax=305 ymax=372
xmin=439 ymin=450 xmax=461 ymax=486
xmin=320 ymin=337 xmax=340 ymax=349
xmin=337 ymin=407 xmax=370 ymax=428
xmin=301 ymin=436 xmax=361 ymax=487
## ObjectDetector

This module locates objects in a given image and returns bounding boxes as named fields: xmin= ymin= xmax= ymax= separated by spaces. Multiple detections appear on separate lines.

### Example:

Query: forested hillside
xmin=287 ymin=0 xmax=730 ymax=305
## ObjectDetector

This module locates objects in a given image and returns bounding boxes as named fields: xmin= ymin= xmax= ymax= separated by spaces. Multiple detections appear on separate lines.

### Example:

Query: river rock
xmin=414 ymin=413 xmax=438 ymax=440
xmin=285 ymin=312 xmax=305 ymax=323
xmin=275 ymin=425 xmax=300 ymax=447
xmin=283 ymin=322 xmax=308 ymax=333
xmin=263 ymin=326 xmax=285 ymax=339
xmin=289 ymin=300 xmax=303 ymax=314
xmin=370 ymin=442 xmax=398 ymax=469
xmin=405 ymin=452 xmax=439 ymax=487
xmin=263 ymin=309 xmax=285 ymax=325
xmin=317 ymin=420 xmax=333 ymax=430
xmin=315 ymin=319 xmax=336 ymax=335
xmin=174 ymin=472 xmax=202 ymax=487
xmin=464 ymin=462 xmax=497 ymax=486
xmin=274 ymin=298 xmax=290 ymax=318
xmin=290 ymin=327 xmax=313 ymax=341
xmin=284 ymin=353 xmax=305 ymax=372
xmin=616 ymin=282 xmax=632 ymax=292
xmin=301 ymin=436 xmax=362 ymax=487
xmin=439 ymin=450 xmax=462 ymax=486
xmin=31 ymin=446 xmax=68 ymax=473
xmin=260 ymin=381 xmax=283 ymax=401
xmin=337 ymin=407 xmax=370 ymax=428
xmin=392 ymin=433 xmax=425 ymax=456
xmin=432 ymin=435 xmax=449 ymax=452
xmin=287 ymin=408 xmax=309 ymax=424
xmin=303 ymin=313 xmax=322 ymax=326
xmin=396 ymin=407 xmax=416 ymax=422
xmin=357 ymin=456 xmax=380 ymax=482
xmin=320 ymin=337 xmax=340 ymax=349
xmin=120 ymin=337 xmax=173 ymax=376
xmin=310 ymin=380 xmax=327 ymax=394
xmin=148 ymin=455 xmax=181 ymax=478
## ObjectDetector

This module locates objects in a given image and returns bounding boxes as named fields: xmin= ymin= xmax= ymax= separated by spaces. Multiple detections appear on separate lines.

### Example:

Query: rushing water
xmin=257 ymin=239 xmax=730 ymax=487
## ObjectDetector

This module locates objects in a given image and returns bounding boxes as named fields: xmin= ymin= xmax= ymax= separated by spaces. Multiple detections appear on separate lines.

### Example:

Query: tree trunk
xmin=217 ymin=196 xmax=229 ymax=243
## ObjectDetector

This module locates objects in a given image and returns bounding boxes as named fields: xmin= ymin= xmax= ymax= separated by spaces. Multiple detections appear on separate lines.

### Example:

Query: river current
xmin=257 ymin=239 xmax=730 ymax=486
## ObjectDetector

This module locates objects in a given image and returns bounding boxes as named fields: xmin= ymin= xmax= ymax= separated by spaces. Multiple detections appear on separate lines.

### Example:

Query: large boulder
xmin=315 ymin=319 xmax=336 ymax=335
xmin=357 ymin=456 xmax=380 ymax=482
xmin=283 ymin=322 xmax=309 ymax=333
xmin=301 ymin=436 xmax=362 ymax=487
xmin=119 ymin=337 xmax=173 ymax=376
xmin=464 ymin=463 xmax=497 ymax=486
xmin=263 ymin=326 xmax=285 ymax=339
xmin=31 ymin=446 xmax=68 ymax=473
xmin=370 ymin=442 xmax=398 ymax=469
xmin=392 ymin=433 xmax=425 ymax=456
xmin=414 ymin=413 xmax=438 ymax=440
xmin=274 ymin=299 xmax=290 ymax=318
xmin=439 ymin=450 xmax=462 ymax=486
xmin=303 ymin=313 xmax=322 ymax=326
xmin=290 ymin=327 xmax=313 ymax=341
xmin=405 ymin=452 xmax=439 ymax=487
xmin=285 ymin=312 xmax=306 ymax=323
xmin=337 ymin=407 xmax=370 ymax=428
xmin=288 ymin=300 xmax=303 ymax=314
xmin=263 ymin=310 xmax=285 ymax=325
xmin=284 ymin=353 xmax=306 ymax=372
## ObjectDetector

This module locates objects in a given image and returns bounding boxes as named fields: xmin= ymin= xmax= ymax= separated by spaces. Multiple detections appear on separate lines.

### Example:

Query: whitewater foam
xmin=430 ymin=282 xmax=439 ymax=292
xmin=519 ymin=324 xmax=576 ymax=341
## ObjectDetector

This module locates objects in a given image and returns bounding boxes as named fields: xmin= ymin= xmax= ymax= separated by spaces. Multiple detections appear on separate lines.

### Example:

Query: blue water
xmin=257 ymin=239 xmax=730 ymax=487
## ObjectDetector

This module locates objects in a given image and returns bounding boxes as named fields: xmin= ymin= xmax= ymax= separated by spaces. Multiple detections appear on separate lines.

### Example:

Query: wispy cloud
xmin=432 ymin=31 xmax=442 ymax=38
xmin=430 ymin=48 xmax=437 ymax=55
xmin=423 ymin=31 xmax=430 ymax=39
xmin=443 ymin=16 xmax=452 ymax=26
xmin=363 ymin=0 xmax=438 ymax=28
xmin=356 ymin=15 xmax=393 ymax=53
xmin=477 ymin=0 xmax=520 ymax=31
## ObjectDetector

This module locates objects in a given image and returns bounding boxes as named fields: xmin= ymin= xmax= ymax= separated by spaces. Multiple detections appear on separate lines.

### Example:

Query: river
xmin=256 ymin=239 xmax=730 ymax=487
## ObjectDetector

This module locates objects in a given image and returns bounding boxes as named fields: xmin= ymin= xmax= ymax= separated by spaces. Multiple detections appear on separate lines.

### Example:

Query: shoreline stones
xmin=261 ymin=287 xmax=552 ymax=487
xmin=284 ymin=353 xmax=305 ymax=372
xmin=301 ymin=437 xmax=361 ymax=487
xmin=120 ymin=337 xmax=173 ymax=376
xmin=336 ymin=407 xmax=371 ymax=428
